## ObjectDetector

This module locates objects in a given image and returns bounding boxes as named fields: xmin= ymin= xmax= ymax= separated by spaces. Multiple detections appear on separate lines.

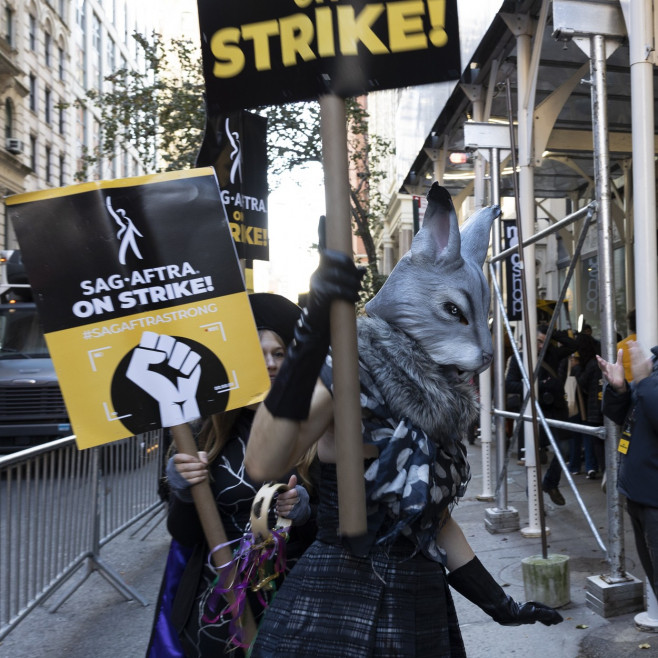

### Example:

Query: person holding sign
xmin=597 ymin=341 xmax=658 ymax=601
xmin=245 ymin=184 xmax=562 ymax=657
xmin=146 ymin=293 xmax=318 ymax=658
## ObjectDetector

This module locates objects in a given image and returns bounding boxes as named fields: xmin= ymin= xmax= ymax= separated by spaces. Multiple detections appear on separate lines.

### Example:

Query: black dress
xmin=152 ymin=409 xmax=315 ymax=658
xmin=249 ymin=464 xmax=466 ymax=658
xmin=250 ymin=318 xmax=474 ymax=658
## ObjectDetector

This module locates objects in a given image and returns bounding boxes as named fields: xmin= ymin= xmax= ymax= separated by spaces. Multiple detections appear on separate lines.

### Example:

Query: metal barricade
xmin=0 ymin=431 xmax=164 ymax=640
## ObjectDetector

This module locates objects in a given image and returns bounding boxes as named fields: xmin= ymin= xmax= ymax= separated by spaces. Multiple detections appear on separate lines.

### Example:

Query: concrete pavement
xmin=455 ymin=441 xmax=656 ymax=658
xmin=1 ymin=438 xmax=657 ymax=657
xmin=0 ymin=508 xmax=170 ymax=658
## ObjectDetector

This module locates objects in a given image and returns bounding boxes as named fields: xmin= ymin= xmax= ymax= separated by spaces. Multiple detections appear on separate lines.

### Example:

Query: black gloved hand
xmin=264 ymin=248 xmax=364 ymax=421
xmin=448 ymin=557 xmax=563 ymax=626
xmin=306 ymin=249 xmax=364 ymax=337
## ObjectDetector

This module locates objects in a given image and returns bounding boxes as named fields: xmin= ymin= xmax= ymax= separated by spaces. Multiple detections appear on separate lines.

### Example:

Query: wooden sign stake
xmin=170 ymin=423 xmax=257 ymax=644
xmin=319 ymin=94 xmax=367 ymax=538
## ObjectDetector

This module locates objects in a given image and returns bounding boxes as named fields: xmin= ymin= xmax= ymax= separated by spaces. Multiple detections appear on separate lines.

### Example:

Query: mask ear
xmin=411 ymin=183 xmax=462 ymax=266
xmin=460 ymin=205 xmax=500 ymax=267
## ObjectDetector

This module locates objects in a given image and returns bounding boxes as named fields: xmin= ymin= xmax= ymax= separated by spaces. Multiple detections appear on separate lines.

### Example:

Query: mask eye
xmin=444 ymin=302 xmax=469 ymax=326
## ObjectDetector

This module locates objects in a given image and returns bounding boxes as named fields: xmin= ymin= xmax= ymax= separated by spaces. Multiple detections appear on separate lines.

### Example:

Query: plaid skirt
xmin=250 ymin=539 xmax=466 ymax=657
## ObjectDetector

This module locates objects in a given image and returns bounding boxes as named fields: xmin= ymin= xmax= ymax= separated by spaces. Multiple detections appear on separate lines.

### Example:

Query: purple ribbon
xmin=202 ymin=529 xmax=289 ymax=649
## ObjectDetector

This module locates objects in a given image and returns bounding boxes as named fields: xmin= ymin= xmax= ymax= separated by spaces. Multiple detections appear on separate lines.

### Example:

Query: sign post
xmin=195 ymin=0 xmax=463 ymax=539
xmin=320 ymin=94 xmax=367 ymax=538
xmin=170 ymin=423 xmax=258 ymax=644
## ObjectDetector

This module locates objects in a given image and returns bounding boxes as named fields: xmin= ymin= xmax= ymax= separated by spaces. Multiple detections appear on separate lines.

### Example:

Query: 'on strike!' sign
xmin=6 ymin=168 xmax=270 ymax=449
xmin=197 ymin=0 xmax=461 ymax=113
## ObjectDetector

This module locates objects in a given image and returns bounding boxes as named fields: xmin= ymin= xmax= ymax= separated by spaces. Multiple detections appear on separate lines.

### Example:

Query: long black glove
xmin=263 ymin=248 xmax=364 ymax=420
xmin=448 ymin=557 xmax=563 ymax=626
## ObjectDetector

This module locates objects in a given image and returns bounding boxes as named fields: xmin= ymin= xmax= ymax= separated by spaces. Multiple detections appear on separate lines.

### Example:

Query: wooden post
xmin=170 ymin=423 xmax=257 ymax=644
xmin=319 ymin=94 xmax=367 ymax=538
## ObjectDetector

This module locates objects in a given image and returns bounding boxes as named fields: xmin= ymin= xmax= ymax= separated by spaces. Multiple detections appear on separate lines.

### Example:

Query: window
xmin=29 ymin=14 xmax=36 ymax=50
xmin=77 ymin=105 xmax=87 ymax=147
xmin=76 ymin=41 xmax=85 ymax=87
xmin=92 ymin=14 xmax=101 ymax=89
xmin=45 ymin=146 xmax=52 ymax=183
xmin=29 ymin=74 xmax=37 ymax=112
xmin=30 ymin=135 xmax=37 ymax=170
xmin=106 ymin=37 xmax=115 ymax=75
xmin=5 ymin=7 xmax=14 ymax=46
xmin=76 ymin=0 xmax=85 ymax=28
xmin=5 ymin=99 xmax=13 ymax=140
xmin=45 ymin=32 xmax=51 ymax=67
xmin=76 ymin=1 xmax=86 ymax=86
xmin=58 ymin=101 xmax=65 ymax=134
xmin=58 ymin=47 xmax=65 ymax=80
xmin=93 ymin=119 xmax=101 ymax=179
xmin=59 ymin=153 xmax=65 ymax=186
xmin=92 ymin=14 xmax=101 ymax=52
xmin=45 ymin=87 xmax=52 ymax=124
xmin=76 ymin=106 xmax=87 ymax=173
xmin=105 ymin=0 xmax=115 ymax=24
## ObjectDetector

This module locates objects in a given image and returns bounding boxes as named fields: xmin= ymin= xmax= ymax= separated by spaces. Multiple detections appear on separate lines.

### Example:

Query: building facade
xmin=0 ymin=0 xmax=157 ymax=249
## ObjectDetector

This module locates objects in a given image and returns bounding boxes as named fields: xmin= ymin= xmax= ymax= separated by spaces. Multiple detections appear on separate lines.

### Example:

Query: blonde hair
xmin=197 ymin=410 xmax=240 ymax=464
xmin=294 ymin=443 xmax=319 ymax=494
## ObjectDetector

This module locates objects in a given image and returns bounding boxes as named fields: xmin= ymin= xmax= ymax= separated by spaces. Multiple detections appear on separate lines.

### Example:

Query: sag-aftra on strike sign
xmin=198 ymin=0 xmax=461 ymax=113
xmin=6 ymin=169 xmax=270 ymax=449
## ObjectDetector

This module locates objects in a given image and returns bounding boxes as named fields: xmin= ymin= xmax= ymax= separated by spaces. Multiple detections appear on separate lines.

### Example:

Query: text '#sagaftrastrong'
xmin=81 ymin=303 xmax=219 ymax=339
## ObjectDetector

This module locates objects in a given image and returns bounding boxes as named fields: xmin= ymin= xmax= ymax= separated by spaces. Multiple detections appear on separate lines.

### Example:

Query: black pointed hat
xmin=248 ymin=293 xmax=301 ymax=347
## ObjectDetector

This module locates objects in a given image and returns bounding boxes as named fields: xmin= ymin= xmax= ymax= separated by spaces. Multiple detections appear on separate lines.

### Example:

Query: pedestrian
xmin=505 ymin=324 xmax=576 ymax=505
xmin=571 ymin=333 xmax=604 ymax=479
xmin=145 ymin=293 xmax=318 ymax=658
xmin=564 ymin=351 xmax=590 ymax=475
xmin=245 ymin=183 xmax=562 ymax=657
xmin=580 ymin=322 xmax=602 ymax=353
xmin=617 ymin=308 xmax=637 ymax=382
xmin=597 ymin=340 xmax=658 ymax=601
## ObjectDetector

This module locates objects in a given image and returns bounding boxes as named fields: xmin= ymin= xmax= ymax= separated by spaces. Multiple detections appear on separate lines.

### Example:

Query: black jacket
xmin=602 ymin=347 xmax=658 ymax=507
xmin=505 ymin=351 xmax=569 ymax=421
xmin=573 ymin=358 xmax=603 ymax=425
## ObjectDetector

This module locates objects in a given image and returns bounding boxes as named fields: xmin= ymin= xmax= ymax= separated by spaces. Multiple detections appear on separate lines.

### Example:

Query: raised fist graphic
xmin=126 ymin=331 xmax=201 ymax=427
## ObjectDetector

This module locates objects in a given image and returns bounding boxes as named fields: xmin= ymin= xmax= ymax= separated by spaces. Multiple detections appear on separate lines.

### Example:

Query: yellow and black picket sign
xmin=195 ymin=0 xmax=462 ymax=545
xmin=6 ymin=167 xmax=269 ymax=449
xmin=197 ymin=0 xmax=461 ymax=114
xmin=196 ymin=111 xmax=270 ymax=263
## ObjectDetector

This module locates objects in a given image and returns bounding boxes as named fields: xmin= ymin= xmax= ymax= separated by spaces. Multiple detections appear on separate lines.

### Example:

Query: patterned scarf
xmin=323 ymin=316 xmax=478 ymax=564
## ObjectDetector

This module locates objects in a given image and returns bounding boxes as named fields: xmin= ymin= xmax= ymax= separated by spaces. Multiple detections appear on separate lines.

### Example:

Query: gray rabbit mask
xmin=365 ymin=183 xmax=500 ymax=380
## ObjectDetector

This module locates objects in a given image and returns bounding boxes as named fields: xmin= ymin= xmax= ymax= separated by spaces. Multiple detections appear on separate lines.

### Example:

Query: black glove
xmin=264 ymin=248 xmax=364 ymax=420
xmin=448 ymin=557 xmax=563 ymax=626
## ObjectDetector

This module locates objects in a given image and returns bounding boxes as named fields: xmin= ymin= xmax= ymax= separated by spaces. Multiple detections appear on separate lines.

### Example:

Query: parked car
xmin=0 ymin=250 xmax=71 ymax=454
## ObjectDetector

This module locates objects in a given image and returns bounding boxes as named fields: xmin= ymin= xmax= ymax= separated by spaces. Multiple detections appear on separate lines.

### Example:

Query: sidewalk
xmin=1 ymin=439 xmax=657 ymax=658
xmin=0 ymin=509 xmax=171 ymax=658
xmin=455 ymin=440 xmax=656 ymax=658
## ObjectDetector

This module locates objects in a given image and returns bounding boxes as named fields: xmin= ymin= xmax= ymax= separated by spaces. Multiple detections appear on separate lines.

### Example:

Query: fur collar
xmin=357 ymin=315 xmax=479 ymax=441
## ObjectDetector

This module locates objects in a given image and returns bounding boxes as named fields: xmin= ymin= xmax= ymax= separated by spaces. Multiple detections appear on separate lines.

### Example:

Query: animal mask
xmin=365 ymin=182 xmax=500 ymax=379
